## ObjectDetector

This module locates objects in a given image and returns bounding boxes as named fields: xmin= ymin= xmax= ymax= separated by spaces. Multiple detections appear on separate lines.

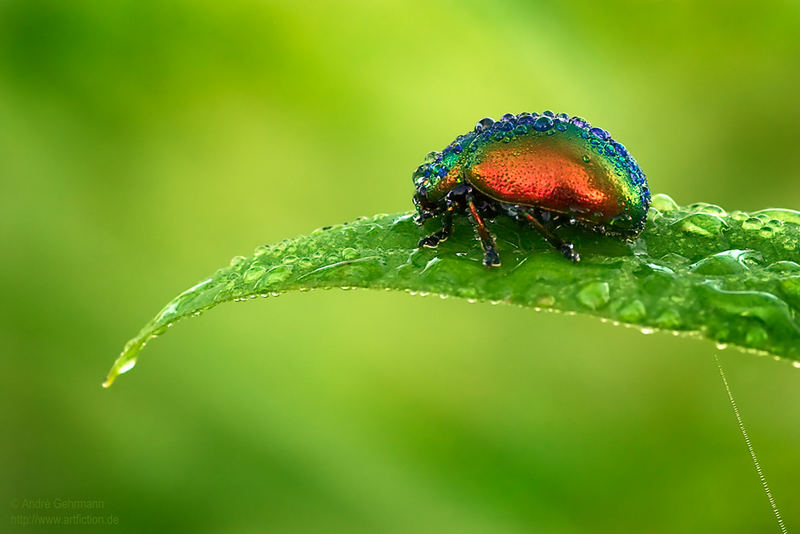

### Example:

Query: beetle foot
xmin=419 ymin=234 xmax=443 ymax=248
xmin=560 ymin=243 xmax=580 ymax=262
xmin=483 ymin=249 xmax=501 ymax=267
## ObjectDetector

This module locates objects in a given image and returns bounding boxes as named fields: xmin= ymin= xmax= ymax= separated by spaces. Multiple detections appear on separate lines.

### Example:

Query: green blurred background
xmin=2 ymin=1 xmax=800 ymax=532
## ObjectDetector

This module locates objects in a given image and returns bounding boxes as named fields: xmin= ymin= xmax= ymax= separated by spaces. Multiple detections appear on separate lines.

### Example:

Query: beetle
xmin=412 ymin=111 xmax=650 ymax=266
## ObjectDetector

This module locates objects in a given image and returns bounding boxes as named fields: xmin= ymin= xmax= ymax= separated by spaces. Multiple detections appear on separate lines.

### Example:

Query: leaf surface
xmin=103 ymin=194 xmax=800 ymax=387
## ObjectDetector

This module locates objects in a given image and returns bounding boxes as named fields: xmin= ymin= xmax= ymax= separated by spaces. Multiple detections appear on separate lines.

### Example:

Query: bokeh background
xmin=2 ymin=1 xmax=800 ymax=532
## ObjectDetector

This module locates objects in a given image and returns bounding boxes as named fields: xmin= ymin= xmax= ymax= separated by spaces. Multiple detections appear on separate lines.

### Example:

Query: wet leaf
xmin=103 ymin=194 xmax=800 ymax=387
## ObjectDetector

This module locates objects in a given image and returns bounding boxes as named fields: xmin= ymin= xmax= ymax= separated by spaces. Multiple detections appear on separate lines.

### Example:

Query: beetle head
xmin=412 ymin=182 xmax=437 ymax=223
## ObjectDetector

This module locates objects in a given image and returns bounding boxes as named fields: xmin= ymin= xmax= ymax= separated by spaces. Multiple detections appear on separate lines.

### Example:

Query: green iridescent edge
xmin=103 ymin=194 xmax=800 ymax=387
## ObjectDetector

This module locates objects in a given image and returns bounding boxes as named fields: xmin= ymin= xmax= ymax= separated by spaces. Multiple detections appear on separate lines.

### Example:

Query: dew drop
xmin=731 ymin=211 xmax=748 ymax=222
xmin=687 ymin=202 xmax=727 ymax=216
xmin=745 ymin=326 xmax=768 ymax=346
xmin=533 ymin=116 xmax=554 ymax=132
xmin=688 ymin=249 xmax=760 ymax=275
xmin=655 ymin=309 xmax=682 ymax=329
xmin=618 ymin=299 xmax=646 ymax=322
xmin=753 ymin=208 xmax=800 ymax=225
xmin=243 ymin=264 xmax=267 ymax=282
xmin=582 ymin=155 xmax=591 ymax=163
xmin=589 ymin=127 xmax=609 ymax=140
xmin=650 ymin=194 xmax=679 ymax=213
xmin=674 ymin=213 xmax=727 ymax=237
xmin=577 ymin=281 xmax=610 ymax=310
xmin=759 ymin=226 xmax=775 ymax=238
xmin=341 ymin=247 xmax=359 ymax=260
xmin=535 ymin=295 xmax=556 ymax=307
xmin=264 ymin=265 xmax=292 ymax=285
xmin=475 ymin=117 xmax=495 ymax=133
xmin=765 ymin=260 xmax=800 ymax=273
xmin=742 ymin=217 xmax=763 ymax=231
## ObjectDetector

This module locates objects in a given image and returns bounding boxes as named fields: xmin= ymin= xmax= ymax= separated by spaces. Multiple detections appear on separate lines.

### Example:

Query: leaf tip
xmin=102 ymin=352 xmax=139 ymax=389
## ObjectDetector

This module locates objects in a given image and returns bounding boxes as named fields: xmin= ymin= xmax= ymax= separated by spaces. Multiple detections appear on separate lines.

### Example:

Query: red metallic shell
xmin=463 ymin=128 xmax=641 ymax=227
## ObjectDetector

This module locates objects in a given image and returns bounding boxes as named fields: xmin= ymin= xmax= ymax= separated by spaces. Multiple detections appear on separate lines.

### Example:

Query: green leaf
xmin=103 ymin=194 xmax=800 ymax=387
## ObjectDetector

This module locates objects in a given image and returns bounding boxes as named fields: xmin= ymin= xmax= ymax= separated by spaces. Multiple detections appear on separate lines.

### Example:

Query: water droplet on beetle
xmin=475 ymin=117 xmax=495 ymax=133
xmin=582 ymin=155 xmax=591 ymax=162
xmin=533 ymin=116 xmax=554 ymax=131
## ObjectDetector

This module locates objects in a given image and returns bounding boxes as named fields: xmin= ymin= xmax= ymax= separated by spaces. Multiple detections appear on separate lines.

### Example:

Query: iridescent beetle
xmin=412 ymin=112 xmax=650 ymax=266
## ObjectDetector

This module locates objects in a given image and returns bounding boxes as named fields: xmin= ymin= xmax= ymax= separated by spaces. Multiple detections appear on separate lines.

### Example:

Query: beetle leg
xmin=521 ymin=209 xmax=580 ymax=262
xmin=466 ymin=195 xmax=501 ymax=267
xmin=418 ymin=203 xmax=455 ymax=248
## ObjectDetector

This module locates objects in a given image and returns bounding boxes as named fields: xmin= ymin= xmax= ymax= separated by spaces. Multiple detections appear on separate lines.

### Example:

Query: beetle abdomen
xmin=463 ymin=113 xmax=649 ymax=235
